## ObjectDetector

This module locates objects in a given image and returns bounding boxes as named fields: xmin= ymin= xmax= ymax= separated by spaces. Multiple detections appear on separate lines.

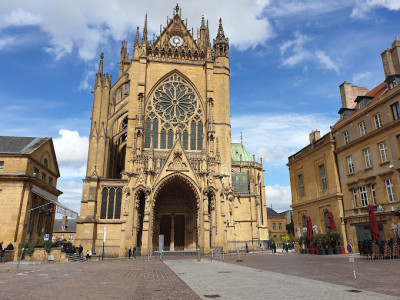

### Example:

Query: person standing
xmin=78 ymin=244 xmax=83 ymax=257
xmin=133 ymin=247 xmax=136 ymax=259
xmin=128 ymin=248 xmax=132 ymax=259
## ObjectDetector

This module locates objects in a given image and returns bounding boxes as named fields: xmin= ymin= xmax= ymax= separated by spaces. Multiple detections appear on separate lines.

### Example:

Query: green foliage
xmin=34 ymin=236 xmax=42 ymax=246
xmin=281 ymin=234 xmax=290 ymax=243
xmin=22 ymin=242 xmax=35 ymax=255
xmin=296 ymin=235 xmax=305 ymax=246
xmin=328 ymin=232 xmax=341 ymax=248
xmin=43 ymin=240 xmax=52 ymax=253
xmin=286 ymin=222 xmax=294 ymax=234
xmin=269 ymin=236 xmax=278 ymax=244
xmin=288 ymin=233 xmax=295 ymax=243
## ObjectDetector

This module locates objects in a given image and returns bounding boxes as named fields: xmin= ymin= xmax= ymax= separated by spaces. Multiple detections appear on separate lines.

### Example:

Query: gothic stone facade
xmin=76 ymin=6 xmax=268 ymax=256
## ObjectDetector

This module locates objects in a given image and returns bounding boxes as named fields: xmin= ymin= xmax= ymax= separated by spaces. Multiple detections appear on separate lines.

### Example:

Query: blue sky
xmin=1 ymin=0 xmax=399 ymax=213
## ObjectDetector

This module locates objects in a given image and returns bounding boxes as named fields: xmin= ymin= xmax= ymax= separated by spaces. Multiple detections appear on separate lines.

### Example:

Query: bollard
xmin=17 ymin=248 xmax=24 ymax=269
xmin=222 ymin=250 xmax=224 ymax=262
xmin=236 ymin=246 xmax=243 ymax=262
xmin=160 ymin=249 xmax=163 ymax=262
xmin=211 ymin=249 xmax=213 ymax=262
xmin=148 ymin=248 xmax=151 ymax=262
xmin=197 ymin=246 xmax=201 ymax=262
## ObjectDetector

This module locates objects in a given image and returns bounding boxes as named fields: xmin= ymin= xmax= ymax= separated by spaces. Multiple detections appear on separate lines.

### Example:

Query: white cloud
xmin=353 ymin=71 xmax=371 ymax=84
xmin=280 ymin=32 xmax=340 ymax=72
xmin=0 ymin=0 xmax=274 ymax=61
xmin=78 ymin=70 xmax=96 ymax=91
xmin=53 ymin=129 xmax=88 ymax=179
xmin=351 ymin=0 xmax=400 ymax=18
xmin=3 ymin=9 xmax=41 ymax=27
xmin=315 ymin=50 xmax=339 ymax=73
xmin=0 ymin=36 xmax=15 ymax=50
xmin=232 ymin=113 xmax=337 ymax=165
xmin=265 ymin=184 xmax=292 ymax=212
xmin=57 ymin=180 xmax=83 ymax=215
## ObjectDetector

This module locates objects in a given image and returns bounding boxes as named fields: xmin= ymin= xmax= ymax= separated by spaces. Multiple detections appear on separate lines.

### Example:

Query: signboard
xmin=347 ymin=243 xmax=353 ymax=253
xmin=349 ymin=254 xmax=354 ymax=263
xmin=44 ymin=234 xmax=49 ymax=241
xmin=103 ymin=227 xmax=107 ymax=243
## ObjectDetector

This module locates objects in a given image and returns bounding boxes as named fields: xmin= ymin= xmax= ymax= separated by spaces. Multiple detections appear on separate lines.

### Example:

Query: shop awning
xmin=31 ymin=185 xmax=78 ymax=218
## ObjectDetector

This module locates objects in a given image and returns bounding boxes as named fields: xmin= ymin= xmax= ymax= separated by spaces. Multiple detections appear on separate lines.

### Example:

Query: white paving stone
xmin=165 ymin=259 xmax=397 ymax=300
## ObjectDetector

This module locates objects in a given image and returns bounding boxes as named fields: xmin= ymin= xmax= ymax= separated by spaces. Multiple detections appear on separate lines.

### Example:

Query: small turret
xmin=213 ymin=18 xmax=229 ymax=57
xmin=119 ymin=41 xmax=128 ymax=76
xmin=199 ymin=14 xmax=210 ymax=50
xmin=98 ymin=52 xmax=104 ymax=75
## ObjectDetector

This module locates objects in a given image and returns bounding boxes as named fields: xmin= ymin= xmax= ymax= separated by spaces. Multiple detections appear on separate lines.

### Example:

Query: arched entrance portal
xmin=152 ymin=177 xmax=197 ymax=251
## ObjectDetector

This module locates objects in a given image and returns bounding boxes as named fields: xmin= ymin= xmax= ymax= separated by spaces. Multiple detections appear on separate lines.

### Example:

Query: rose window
xmin=153 ymin=81 xmax=196 ymax=123
xmin=145 ymin=74 xmax=204 ymax=151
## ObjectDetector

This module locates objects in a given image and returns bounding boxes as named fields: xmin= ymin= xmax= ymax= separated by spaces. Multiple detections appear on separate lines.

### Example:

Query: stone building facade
xmin=267 ymin=207 xmax=287 ymax=241
xmin=288 ymin=37 xmax=400 ymax=252
xmin=76 ymin=5 xmax=268 ymax=256
xmin=287 ymin=131 xmax=347 ymax=249
xmin=0 ymin=136 xmax=62 ymax=259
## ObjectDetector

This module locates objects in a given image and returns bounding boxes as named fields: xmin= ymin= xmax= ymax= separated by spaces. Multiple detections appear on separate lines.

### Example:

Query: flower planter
xmin=311 ymin=248 xmax=315 ymax=254
xmin=315 ymin=249 xmax=320 ymax=255
xmin=340 ymin=247 xmax=345 ymax=254
xmin=320 ymin=249 xmax=326 ymax=255
xmin=333 ymin=248 xmax=341 ymax=254
xmin=326 ymin=248 xmax=334 ymax=255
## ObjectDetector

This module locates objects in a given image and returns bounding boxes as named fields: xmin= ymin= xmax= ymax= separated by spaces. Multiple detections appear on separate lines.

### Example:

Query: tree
xmin=286 ymin=222 xmax=294 ymax=234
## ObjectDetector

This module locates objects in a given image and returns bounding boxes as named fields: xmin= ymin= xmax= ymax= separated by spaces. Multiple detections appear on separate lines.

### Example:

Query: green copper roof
xmin=231 ymin=143 xmax=253 ymax=162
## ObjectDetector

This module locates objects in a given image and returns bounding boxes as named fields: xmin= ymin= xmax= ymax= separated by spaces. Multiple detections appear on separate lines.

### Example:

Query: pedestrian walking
xmin=245 ymin=243 xmax=249 ymax=253
xmin=78 ymin=244 xmax=83 ymax=257
xmin=133 ymin=247 xmax=136 ymax=259
xmin=128 ymin=248 xmax=132 ymax=259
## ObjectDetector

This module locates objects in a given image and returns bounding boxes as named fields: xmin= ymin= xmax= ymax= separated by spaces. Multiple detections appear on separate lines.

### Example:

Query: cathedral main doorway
xmin=152 ymin=177 xmax=197 ymax=251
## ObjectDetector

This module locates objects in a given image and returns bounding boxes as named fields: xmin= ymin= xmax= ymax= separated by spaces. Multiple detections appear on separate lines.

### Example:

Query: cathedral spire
xmin=98 ymin=52 xmax=104 ymax=75
xmin=214 ymin=18 xmax=229 ymax=57
xmin=134 ymin=26 xmax=140 ymax=47
xmin=142 ymin=14 xmax=148 ymax=45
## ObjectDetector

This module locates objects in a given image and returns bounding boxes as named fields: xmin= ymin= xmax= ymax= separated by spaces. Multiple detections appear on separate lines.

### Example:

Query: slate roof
xmin=267 ymin=207 xmax=280 ymax=216
xmin=231 ymin=143 xmax=253 ymax=162
xmin=0 ymin=136 xmax=48 ymax=154
xmin=53 ymin=218 xmax=77 ymax=232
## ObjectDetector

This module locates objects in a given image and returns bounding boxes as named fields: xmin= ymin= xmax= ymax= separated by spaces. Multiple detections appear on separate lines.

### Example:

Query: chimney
xmin=339 ymin=81 xmax=369 ymax=109
xmin=381 ymin=36 xmax=400 ymax=78
xmin=309 ymin=130 xmax=321 ymax=144
xmin=61 ymin=216 xmax=68 ymax=231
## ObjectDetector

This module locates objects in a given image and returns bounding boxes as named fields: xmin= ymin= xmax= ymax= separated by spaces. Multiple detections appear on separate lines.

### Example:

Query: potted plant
xmin=325 ymin=232 xmax=334 ymax=255
xmin=296 ymin=236 xmax=305 ymax=253
xmin=329 ymin=232 xmax=341 ymax=254
xmin=319 ymin=234 xmax=329 ymax=255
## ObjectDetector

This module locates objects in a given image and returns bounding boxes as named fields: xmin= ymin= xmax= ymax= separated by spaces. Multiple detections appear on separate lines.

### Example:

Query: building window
xmin=347 ymin=156 xmax=354 ymax=174
xmin=69 ymin=235 xmax=74 ymax=242
xmin=391 ymin=102 xmax=400 ymax=120
xmin=0 ymin=161 xmax=3 ymax=171
xmin=41 ymin=172 xmax=47 ymax=181
xmin=359 ymin=121 xmax=367 ymax=136
xmin=48 ymin=177 xmax=53 ymax=185
xmin=385 ymin=179 xmax=396 ymax=202
xmin=359 ymin=186 xmax=369 ymax=207
xmin=343 ymin=131 xmax=349 ymax=145
xmin=374 ymin=113 xmax=382 ymax=129
xmin=298 ymin=174 xmax=305 ymax=197
xmin=43 ymin=158 xmax=48 ymax=168
xmin=352 ymin=189 xmax=358 ymax=208
xmin=273 ymin=223 xmax=276 ymax=230
xmin=100 ymin=187 xmax=123 ymax=219
xmin=370 ymin=184 xmax=377 ymax=205
xmin=397 ymin=135 xmax=400 ymax=148
xmin=319 ymin=164 xmax=327 ymax=191
xmin=33 ymin=167 xmax=39 ymax=177
xmin=60 ymin=234 xmax=65 ymax=241
xmin=363 ymin=148 xmax=372 ymax=168
xmin=378 ymin=142 xmax=388 ymax=162
xmin=279 ymin=223 xmax=282 ymax=230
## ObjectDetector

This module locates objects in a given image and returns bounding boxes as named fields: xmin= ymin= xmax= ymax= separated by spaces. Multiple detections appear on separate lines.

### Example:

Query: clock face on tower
xmin=170 ymin=35 xmax=183 ymax=47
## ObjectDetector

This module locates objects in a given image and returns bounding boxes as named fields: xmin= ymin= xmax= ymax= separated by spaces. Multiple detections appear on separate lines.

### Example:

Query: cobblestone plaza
xmin=1 ymin=252 xmax=399 ymax=299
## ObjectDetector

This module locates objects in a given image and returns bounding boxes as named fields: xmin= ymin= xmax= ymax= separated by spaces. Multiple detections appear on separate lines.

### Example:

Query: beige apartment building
xmin=75 ymin=5 xmax=268 ymax=256
xmin=287 ymin=132 xmax=347 ymax=249
xmin=288 ymin=37 xmax=400 ymax=252
xmin=0 ymin=136 xmax=62 ymax=258
xmin=267 ymin=207 xmax=287 ymax=241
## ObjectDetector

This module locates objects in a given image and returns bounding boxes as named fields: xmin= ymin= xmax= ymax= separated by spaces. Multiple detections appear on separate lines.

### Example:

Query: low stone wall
xmin=23 ymin=248 xmax=68 ymax=262
xmin=1 ymin=250 xmax=15 ymax=262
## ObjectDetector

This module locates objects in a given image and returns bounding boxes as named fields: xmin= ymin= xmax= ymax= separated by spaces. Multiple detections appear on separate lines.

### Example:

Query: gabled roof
xmin=231 ymin=143 xmax=253 ymax=162
xmin=53 ymin=218 xmax=77 ymax=233
xmin=0 ymin=136 xmax=48 ymax=154
xmin=267 ymin=207 xmax=280 ymax=216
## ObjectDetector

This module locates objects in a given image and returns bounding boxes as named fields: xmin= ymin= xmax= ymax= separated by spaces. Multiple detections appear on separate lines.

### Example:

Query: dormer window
xmin=33 ymin=167 xmax=39 ymax=177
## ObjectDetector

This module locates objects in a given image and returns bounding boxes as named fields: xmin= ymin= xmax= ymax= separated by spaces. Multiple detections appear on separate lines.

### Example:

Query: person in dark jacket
xmin=128 ymin=248 xmax=132 ymax=259
xmin=78 ymin=244 xmax=83 ymax=257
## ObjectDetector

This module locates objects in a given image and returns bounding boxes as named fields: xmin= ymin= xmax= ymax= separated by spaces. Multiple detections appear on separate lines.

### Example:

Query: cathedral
xmin=76 ymin=5 xmax=268 ymax=256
